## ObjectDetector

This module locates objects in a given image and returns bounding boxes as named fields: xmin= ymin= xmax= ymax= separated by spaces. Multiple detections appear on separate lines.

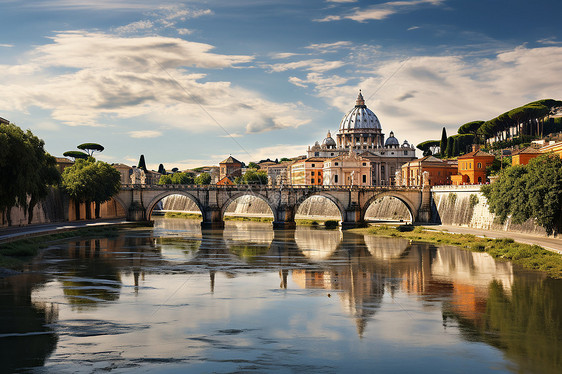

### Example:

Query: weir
xmin=114 ymin=184 xmax=431 ymax=229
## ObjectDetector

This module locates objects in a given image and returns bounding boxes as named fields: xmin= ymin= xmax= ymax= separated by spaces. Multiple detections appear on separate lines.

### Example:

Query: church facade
xmin=307 ymin=91 xmax=416 ymax=186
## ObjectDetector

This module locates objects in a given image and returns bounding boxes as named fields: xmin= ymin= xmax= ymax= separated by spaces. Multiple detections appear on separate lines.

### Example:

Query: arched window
xmin=477 ymin=162 xmax=482 ymax=169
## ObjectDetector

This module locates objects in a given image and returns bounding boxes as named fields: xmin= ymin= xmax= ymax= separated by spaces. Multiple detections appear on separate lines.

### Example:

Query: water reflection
xmin=2 ymin=218 xmax=560 ymax=373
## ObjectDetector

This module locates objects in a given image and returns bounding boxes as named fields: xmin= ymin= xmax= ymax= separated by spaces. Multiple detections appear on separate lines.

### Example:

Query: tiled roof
xmin=457 ymin=150 xmax=495 ymax=159
xmin=220 ymin=156 xmax=243 ymax=164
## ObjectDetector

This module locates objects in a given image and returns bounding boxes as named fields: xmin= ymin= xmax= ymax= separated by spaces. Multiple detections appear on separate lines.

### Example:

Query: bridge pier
xmin=273 ymin=204 xmax=296 ymax=230
xmin=201 ymin=206 xmax=225 ymax=230
xmin=341 ymin=204 xmax=366 ymax=230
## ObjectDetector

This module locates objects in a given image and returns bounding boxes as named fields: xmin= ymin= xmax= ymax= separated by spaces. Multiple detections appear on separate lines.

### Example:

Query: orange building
xmin=219 ymin=156 xmax=243 ymax=180
xmin=398 ymin=156 xmax=457 ymax=187
xmin=452 ymin=149 xmax=495 ymax=185
xmin=290 ymin=157 xmax=326 ymax=185
xmin=511 ymin=146 xmax=541 ymax=166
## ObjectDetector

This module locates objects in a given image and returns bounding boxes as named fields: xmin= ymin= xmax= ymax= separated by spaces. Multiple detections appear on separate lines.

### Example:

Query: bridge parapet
xmin=116 ymin=184 xmax=429 ymax=229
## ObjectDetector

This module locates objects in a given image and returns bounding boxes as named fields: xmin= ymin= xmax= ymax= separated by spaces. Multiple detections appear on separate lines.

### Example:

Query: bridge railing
xmin=120 ymin=183 xmax=422 ymax=192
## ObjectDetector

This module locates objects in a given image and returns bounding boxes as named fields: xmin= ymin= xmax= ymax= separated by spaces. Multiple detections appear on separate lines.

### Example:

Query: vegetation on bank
xmin=162 ymin=211 xmax=338 ymax=227
xmin=0 ymin=226 xmax=122 ymax=270
xmin=351 ymin=225 xmax=562 ymax=279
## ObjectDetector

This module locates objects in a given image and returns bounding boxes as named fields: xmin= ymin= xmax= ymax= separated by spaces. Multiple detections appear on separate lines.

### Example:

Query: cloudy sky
xmin=1 ymin=0 xmax=561 ymax=169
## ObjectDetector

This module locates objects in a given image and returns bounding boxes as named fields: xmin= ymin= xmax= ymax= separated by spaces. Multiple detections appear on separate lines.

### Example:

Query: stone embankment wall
xmin=431 ymin=185 xmax=546 ymax=236
xmin=1 ymin=188 xmax=126 ymax=228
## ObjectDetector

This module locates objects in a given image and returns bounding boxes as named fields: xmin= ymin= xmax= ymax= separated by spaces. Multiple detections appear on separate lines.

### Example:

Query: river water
xmin=1 ymin=219 xmax=561 ymax=373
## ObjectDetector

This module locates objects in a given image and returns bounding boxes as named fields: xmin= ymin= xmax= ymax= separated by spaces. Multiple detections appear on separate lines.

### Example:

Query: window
xmin=477 ymin=162 xmax=482 ymax=169
xmin=314 ymin=152 xmax=319 ymax=156
xmin=331 ymin=153 xmax=334 ymax=156
xmin=311 ymin=178 xmax=315 ymax=184
xmin=312 ymin=164 xmax=315 ymax=167
xmin=469 ymin=163 xmax=472 ymax=169
xmin=478 ymin=176 xmax=482 ymax=183
xmin=362 ymin=162 xmax=366 ymax=166
xmin=334 ymin=175 xmax=338 ymax=183
xmin=311 ymin=171 xmax=315 ymax=176
xmin=362 ymin=175 xmax=367 ymax=183
xmin=404 ymin=151 xmax=408 ymax=155
xmin=335 ymin=162 xmax=339 ymax=166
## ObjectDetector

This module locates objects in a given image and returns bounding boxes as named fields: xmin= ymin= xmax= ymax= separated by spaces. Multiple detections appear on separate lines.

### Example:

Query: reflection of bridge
xmin=115 ymin=184 xmax=432 ymax=229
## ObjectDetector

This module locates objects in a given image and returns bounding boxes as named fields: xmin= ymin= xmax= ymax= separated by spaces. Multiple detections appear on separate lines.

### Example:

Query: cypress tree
xmin=446 ymin=137 xmax=454 ymax=158
xmin=138 ymin=154 xmax=147 ymax=171
xmin=452 ymin=137 xmax=459 ymax=157
xmin=158 ymin=163 xmax=166 ymax=174
xmin=440 ymin=127 xmax=448 ymax=157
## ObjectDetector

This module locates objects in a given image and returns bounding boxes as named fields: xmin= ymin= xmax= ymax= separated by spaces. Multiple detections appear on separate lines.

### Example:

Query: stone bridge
xmin=114 ymin=184 xmax=432 ymax=229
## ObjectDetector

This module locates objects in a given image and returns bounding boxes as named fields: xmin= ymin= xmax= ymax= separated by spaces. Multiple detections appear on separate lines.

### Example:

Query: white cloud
xmin=0 ymin=31 xmax=311 ymax=134
xmin=0 ymin=44 xmax=14 ymax=48
xmin=270 ymin=52 xmax=301 ymax=59
xmin=407 ymin=26 xmax=420 ymax=31
xmin=316 ymin=0 xmax=446 ymax=23
xmin=305 ymin=41 xmax=352 ymax=53
xmin=177 ymin=28 xmax=194 ymax=35
xmin=289 ymin=45 xmax=562 ymax=147
xmin=245 ymin=144 xmax=307 ymax=162
xmin=537 ymin=37 xmax=562 ymax=45
xmin=267 ymin=59 xmax=346 ymax=73
xmin=129 ymin=130 xmax=162 ymax=138
xmin=114 ymin=20 xmax=154 ymax=34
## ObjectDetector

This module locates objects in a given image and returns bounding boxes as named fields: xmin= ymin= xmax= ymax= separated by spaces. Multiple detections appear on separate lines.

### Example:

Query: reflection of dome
xmin=385 ymin=131 xmax=399 ymax=147
xmin=339 ymin=91 xmax=382 ymax=131
xmin=322 ymin=131 xmax=337 ymax=148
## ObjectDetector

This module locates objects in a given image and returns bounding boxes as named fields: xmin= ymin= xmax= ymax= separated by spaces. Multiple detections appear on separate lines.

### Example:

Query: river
xmin=1 ymin=219 xmax=561 ymax=373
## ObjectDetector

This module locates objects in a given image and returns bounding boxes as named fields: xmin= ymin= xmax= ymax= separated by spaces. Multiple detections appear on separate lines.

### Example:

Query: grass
xmin=350 ymin=225 xmax=562 ymax=279
xmin=0 ymin=226 xmax=125 ymax=270
xmin=163 ymin=212 xmax=340 ymax=228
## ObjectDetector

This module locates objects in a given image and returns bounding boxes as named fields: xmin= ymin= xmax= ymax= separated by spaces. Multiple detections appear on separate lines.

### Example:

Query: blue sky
xmin=1 ymin=0 xmax=562 ymax=169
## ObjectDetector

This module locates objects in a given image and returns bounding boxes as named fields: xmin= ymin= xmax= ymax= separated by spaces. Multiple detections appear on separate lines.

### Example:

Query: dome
xmin=339 ymin=91 xmax=382 ymax=132
xmin=385 ymin=131 xmax=399 ymax=147
xmin=402 ymin=140 xmax=410 ymax=148
xmin=322 ymin=131 xmax=336 ymax=148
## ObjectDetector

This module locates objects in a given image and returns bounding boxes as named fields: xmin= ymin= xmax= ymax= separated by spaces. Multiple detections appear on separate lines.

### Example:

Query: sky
xmin=1 ymin=0 xmax=562 ymax=170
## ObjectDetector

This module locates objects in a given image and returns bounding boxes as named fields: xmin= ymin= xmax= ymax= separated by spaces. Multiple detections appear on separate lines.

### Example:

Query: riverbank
xmin=162 ymin=211 xmax=338 ymax=227
xmin=0 ymin=220 xmax=148 ymax=273
xmin=351 ymin=225 xmax=562 ymax=279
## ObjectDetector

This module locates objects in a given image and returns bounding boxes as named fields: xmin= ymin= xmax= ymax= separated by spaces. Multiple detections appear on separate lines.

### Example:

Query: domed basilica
xmin=307 ymin=91 xmax=416 ymax=185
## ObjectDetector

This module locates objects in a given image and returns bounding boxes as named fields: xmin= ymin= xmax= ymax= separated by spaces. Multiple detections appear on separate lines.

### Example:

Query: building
xmin=539 ymin=141 xmax=562 ymax=159
xmin=323 ymin=152 xmax=372 ymax=186
xmin=511 ymin=146 xmax=542 ymax=166
xmin=55 ymin=157 xmax=74 ymax=174
xmin=219 ymin=156 xmax=243 ymax=181
xmin=398 ymin=156 xmax=457 ymax=187
xmin=307 ymin=91 xmax=416 ymax=185
xmin=290 ymin=157 xmax=326 ymax=185
xmin=452 ymin=149 xmax=495 ymax=185
xmin=216 ymin=176 xmax=235 ymax=185
xmin=265 ymin=162 xmax=291 ymax=186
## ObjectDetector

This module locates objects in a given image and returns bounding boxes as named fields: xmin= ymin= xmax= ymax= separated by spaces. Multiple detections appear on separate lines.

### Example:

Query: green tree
xmin=194 ymin=172 xmax=211 ymax=185
xmin=158 ymin=164 xmax=166 ymax=174
xmin=482 ymin=154 xmax=562 ymax=235
xmin=158 ymin=172 xmax=194 ymax=185
xmin=440 ymin=127 xmax=448 ymax=157
xmin=458 ymin=120 xmax=484 ymax=135
xmin=248 ymin=162 xmax=260 ymax=169
xmin=0 ymin=123 xmax=60 ymax=225
xmin=62 ymin=158 xmax=121 ymax=219
xmin=445 ymin=137 xmax=454 ymax=158
xmin=137 ymin=155 xmax=147 ymax=172
xmin=63 ymin=150 xmax=89 ymax=160
xmin=452 ymin=137 xmax=459 ymax=157
xmin=240 ymin=170 xmax=268 ymax=184
xmin=416 ymin=140 xmax=440 ymax=156
xmin=77 ymin=143 xmax=104 ymax=156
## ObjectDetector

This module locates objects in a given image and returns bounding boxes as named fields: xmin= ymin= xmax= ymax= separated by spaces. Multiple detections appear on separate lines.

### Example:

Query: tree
xmin=452 ymin=137 xmax=459 ymax=157
xmin=248 ymin=162 xmax=260 ymax=169
xmin=416 ymin=140 xmax=440 ymax=156
xmin=0 ymin=122 xmax=60 ymax=225
xmin=445 ymin=137 xmax=454 ymax=158
xmin=158 ymin=172 xmax=194 ymax=185
xmin=194 ymin=172 xmax=211 ymax=185
xmin=458 ymin=121 xmax=484 ymax=135
xmin=63 ymin=150 xmax=89 ymax=160
xmin=482 ymin=154 xmax=562 ymax=235
xmin=158 ymin=164 xmax=166 ymax=174
xmin=77 ymin=143 xmax=104 ymax=156
xmin=138 ymin=155 xmax=147 ymax=172
xmin=62 ymin=158 xmax=121 ymax=219
xmin=240 ymin=170 xmax=268 ymax=184
xmin=440 ymin=127 xmax=447 ymax=157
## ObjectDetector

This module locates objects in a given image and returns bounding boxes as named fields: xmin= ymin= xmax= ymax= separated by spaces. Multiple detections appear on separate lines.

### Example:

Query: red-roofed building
xmin=451 ymin=148 xmax=495 ymax=185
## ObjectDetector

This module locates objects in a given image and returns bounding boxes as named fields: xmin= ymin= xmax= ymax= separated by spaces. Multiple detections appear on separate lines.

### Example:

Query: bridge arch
xmin=361 ymin=192 xmax=416 ymax=224
xmin=295 ymin=191 xmax=346 ymax=223
xmin=220 ymin=191 xmax=276 ymax=220
xmin=145 ymin=191 xmax=205 ymax=220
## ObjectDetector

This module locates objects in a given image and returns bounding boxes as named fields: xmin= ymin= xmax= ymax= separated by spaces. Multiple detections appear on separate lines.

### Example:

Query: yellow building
xmin=290 ymin=157 xmax=326 ymax=185
xmin=539 ymin=141 xmax=562 ymax=158
xmin=453 ymin=149 xmax=495 ymax=185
